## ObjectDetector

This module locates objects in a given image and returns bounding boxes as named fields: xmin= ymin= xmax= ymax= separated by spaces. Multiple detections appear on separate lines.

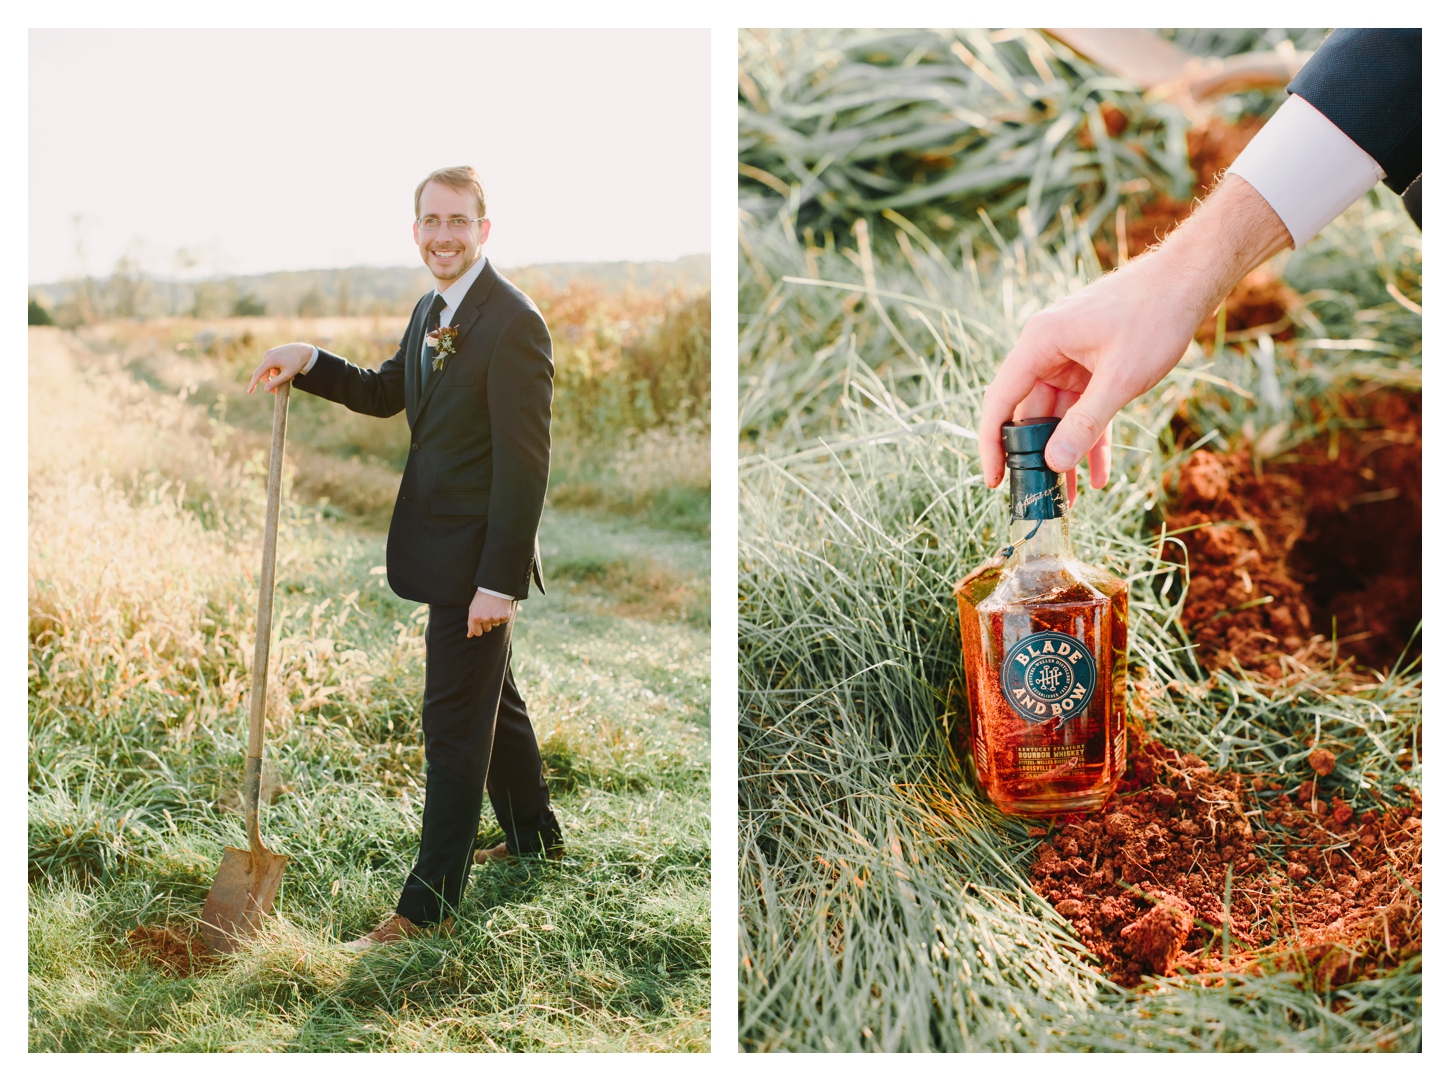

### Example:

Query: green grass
xmin=738 ymin=28 xmax=1197 ymax=252
xmin=736 ymin=128 xmax=1421 ymax=1050
xmin=28 ymin=325 xmax=710 ymax=1052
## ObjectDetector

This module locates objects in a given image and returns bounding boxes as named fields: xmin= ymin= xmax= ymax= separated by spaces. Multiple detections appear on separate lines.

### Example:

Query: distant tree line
xmin=28 ymin=255 xmax=708 ymax=329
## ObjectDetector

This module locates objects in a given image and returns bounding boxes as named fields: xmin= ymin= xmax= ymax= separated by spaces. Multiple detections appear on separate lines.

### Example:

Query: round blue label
xmin=999 ymin=630 xmax=1097 ymax=723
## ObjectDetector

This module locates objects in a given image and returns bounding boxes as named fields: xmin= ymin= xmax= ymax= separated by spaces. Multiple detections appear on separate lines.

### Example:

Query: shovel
xmin=200 ymin=382 xmax=292 ymax=953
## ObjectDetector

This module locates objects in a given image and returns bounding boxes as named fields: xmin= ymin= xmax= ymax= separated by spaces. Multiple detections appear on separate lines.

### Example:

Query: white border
xmin=11 ymin=2 xmax=1448 ymax=1068
xmin=708 ymin=20 xmax=741 ymax=1059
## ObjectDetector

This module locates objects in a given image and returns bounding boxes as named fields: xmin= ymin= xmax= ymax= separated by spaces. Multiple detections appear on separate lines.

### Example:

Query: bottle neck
xmin=1008 ymin=456 xmax=1067 ymax=518
xmin=1004 ymin=459 xmax=1072 ymax=564
xmin=1005 ymin=514 xmax=1074 ymax=566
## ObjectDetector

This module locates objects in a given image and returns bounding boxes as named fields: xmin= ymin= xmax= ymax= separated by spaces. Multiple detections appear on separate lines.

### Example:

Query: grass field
xmin=28 ymin=305 xmax=710 ymax=1051
xmin=738 ymin=28 xmax=1420 ymax=1052
xmin=737 ymin=194 xmax=1421 ymax=1054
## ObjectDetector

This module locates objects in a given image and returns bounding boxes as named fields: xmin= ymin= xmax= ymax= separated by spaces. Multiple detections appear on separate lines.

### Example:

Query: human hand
xmin=247 ymin=343 xmax=314 ymax=394
xmin=467 ymin=591 xmax=514 ymax=637
xmin=978 ymin=257 xmax=1205 ymax=501
xmin=977 ymin=175 xmax=1291 ymax=498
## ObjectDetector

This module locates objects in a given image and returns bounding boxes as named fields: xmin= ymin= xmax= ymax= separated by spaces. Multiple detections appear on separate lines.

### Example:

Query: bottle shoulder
xmin=974 ymin=554 xmax=1126 ymax=612
xmin=954 ymin=559 xmax=1005 ymax=606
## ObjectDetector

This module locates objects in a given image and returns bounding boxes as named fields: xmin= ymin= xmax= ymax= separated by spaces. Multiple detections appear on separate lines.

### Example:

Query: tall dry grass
xmin=31 ymin=331 xmax=252 ymax=720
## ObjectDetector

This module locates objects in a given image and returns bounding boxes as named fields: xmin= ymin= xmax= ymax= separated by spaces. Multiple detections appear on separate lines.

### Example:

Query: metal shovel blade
xmin=200 ymin=844 xmax=290 ymax=953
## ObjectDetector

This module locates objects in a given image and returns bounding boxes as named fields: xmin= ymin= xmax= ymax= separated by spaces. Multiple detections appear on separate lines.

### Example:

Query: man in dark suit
xmin=249 ymin=165 xmax=562 ymax=946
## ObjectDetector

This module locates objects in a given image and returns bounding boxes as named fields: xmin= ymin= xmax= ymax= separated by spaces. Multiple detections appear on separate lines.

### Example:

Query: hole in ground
xmin=1286 ymin=392 xmax=1421 ymax=671
xmin=1167 ymin=389 xmax=1420 ymax=676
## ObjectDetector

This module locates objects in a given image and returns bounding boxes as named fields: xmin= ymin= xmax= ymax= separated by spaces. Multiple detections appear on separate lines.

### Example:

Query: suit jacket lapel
xmin=413 ymin=260 xmax=499 ymax=424
xmin=450 ymin=259 xmax=498 ymax=349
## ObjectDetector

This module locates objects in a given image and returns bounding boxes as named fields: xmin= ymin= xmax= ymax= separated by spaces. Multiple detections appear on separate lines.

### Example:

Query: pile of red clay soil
xmin=1166 ymin=390 xmax=1421 ymax=676
xmin=127 ymin=925 xmax=214 ymax=977
xmin=1028 ymin=737 xmax=1422 ymax=988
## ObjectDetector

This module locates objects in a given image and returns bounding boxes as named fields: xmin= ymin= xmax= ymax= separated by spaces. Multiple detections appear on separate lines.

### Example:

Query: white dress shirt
xmin=431 ymin=253 xmax=489 ymax=348
xmin=300 ymin=254 xmax=514 ymax=603
xmin=1225 ymin=94 xmax=1386 ymax=249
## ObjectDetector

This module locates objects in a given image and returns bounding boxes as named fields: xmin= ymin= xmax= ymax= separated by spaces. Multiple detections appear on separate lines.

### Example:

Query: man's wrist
xmin=301 ymin=345 xmax=319 ymax=374
xmin=1152 ymin=175 xmax=1292 ymax=328
xmin=477 ymin=586 xmax=514 ymax=601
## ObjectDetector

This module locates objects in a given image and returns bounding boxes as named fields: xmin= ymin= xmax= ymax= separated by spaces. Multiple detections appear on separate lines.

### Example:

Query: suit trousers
xmin=394 ymin=602 xmax=562 ymax=926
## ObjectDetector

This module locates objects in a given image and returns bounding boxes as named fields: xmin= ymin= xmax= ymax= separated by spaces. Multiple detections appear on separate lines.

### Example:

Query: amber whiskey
xmin=954 ymin=418 xmax=1128 ymax=815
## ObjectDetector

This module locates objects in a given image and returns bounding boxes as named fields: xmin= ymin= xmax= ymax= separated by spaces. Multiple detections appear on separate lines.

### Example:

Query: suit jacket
xmin=294 ymin=260 xmax=552 ymax=605
xmin=1288 ymin=28 xmax=1421 ymax=196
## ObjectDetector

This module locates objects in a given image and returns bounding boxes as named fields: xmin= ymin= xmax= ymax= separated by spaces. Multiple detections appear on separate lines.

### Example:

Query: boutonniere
xmin=426 ymin=324 xmax=459 ymax=370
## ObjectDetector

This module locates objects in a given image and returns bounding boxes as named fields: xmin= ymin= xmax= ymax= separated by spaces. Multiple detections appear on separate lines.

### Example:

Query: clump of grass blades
xmin=737 ymin=198 xmax=1420 ymax=1050
xmin=1162 ymin=28 xmax=1329 ymax=56
xmin=548 ymin=422 xmax=711 ymax=537
xmin=739 ymin=28 xmax=1195 ymax=249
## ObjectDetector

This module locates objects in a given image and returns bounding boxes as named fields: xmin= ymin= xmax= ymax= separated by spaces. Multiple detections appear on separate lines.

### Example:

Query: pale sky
xmin=29 ymin=28 xmax=710 ymax=282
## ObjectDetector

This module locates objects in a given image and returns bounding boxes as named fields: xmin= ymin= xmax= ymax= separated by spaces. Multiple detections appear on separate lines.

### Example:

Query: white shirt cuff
xmin=477 ymin=587 xmax=514 ymax=601
xmin=1225 ymin=94 xmax=1385 ymax=250
xmin=301 ymin=345 xmax=319 ymax=374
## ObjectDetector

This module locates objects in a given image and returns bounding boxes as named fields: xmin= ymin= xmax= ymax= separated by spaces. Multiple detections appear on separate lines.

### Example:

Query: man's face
xmin=413 ymin=181 xmax=491 ymax=284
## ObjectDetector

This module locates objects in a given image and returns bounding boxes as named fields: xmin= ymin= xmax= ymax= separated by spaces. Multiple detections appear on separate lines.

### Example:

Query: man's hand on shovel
xmin=248 ymin=343 xmax=314 ymax=394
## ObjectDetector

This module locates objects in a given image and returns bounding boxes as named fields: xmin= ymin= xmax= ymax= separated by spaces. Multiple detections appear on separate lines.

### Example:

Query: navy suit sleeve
xmin=292 ymin=348 xmax=407 ymax=418
xmin=291 ymin=303 xmax=418 ymax=417
xmin=1288 ymin=28 xmax=1421 ymax=194
xmin=476 ymin=308 xmax=553 ymax=597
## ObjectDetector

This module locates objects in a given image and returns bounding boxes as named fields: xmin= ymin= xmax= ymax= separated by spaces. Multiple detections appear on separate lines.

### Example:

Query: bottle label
xmin=999 ymin=630 xmax=1098 ymax=723
xmin=1008 ymin=469 xmax=1065 ymax=521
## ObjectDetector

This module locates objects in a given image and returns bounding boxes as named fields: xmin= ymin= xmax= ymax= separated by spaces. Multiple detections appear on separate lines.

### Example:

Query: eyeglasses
xmin=416 ymin=216 xmax=484 ymax=234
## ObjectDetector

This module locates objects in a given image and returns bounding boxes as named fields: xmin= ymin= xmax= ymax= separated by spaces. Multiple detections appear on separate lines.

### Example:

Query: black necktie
xmin=422 ymin=292 xmax=447 ymax=386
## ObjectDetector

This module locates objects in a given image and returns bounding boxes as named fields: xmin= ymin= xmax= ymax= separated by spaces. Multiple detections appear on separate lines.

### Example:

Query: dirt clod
xmin=1121 ymin=891 xmax=1195 ymax=975
xmin=1308 ymin=747 xmax=1336 ymax=776
xmin=1176 ymin=451 xmax=1231 ymax=507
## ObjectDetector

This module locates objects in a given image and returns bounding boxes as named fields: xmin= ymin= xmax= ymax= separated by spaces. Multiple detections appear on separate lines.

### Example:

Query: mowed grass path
xmin=28 ymin=327 xmax=709 ymax=1051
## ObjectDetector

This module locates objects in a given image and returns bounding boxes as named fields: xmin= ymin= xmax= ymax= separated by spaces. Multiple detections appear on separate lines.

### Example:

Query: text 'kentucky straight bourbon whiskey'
xmin=954 ymin=417 xmax=1128 ymax=815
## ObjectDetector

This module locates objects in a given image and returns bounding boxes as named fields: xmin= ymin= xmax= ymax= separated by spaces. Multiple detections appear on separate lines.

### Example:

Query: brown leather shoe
xmin=473 ymin=841 xmax=514 ymax=865
xmin=345 ymin=913 xmax=454 ymax=950
xmin=473 ymin=842 xmax=565 ymax=865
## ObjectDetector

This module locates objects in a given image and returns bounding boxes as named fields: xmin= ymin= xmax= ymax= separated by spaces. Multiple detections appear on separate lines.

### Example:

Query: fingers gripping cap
xmin=1002 ymin=416 xmax=1060 ymax=469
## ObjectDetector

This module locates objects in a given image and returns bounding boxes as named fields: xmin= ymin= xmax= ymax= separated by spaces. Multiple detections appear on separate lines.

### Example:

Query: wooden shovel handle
xmin=245 ymin=382 xmax=289 ymax=853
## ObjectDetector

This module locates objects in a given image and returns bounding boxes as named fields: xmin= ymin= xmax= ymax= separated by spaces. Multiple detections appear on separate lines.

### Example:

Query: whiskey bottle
xmin=954 ymin=417 xmax=1128 ymax=815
